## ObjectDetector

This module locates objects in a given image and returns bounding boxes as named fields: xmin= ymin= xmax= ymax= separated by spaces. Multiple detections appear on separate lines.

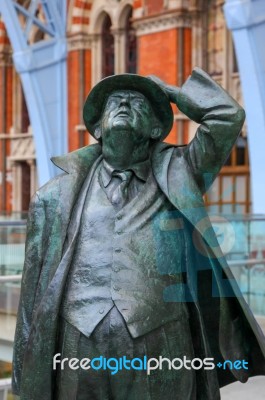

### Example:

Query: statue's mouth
xmin=115 ymin=108 xmax=131 ymax=118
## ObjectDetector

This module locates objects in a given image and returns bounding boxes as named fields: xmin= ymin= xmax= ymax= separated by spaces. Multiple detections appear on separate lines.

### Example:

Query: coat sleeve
xmin=175 ymin=67 xmax=245 ymax=193
xmin=12 ymin=192 xmax=46 ymax=395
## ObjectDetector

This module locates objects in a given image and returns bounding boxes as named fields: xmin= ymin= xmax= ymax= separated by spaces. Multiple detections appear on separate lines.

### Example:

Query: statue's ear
xmin=151 ymin=126 xmax=163 ymax=140
xmin=94 ymin=123 xmax=102 ymax=140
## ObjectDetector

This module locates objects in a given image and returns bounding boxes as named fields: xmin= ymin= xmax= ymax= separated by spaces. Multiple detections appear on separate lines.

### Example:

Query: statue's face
xmin=100 ymin=90 xmax=155 ymax=143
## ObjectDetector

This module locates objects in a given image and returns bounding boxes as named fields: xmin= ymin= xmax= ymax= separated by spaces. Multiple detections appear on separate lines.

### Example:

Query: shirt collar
xmin=100 ymin=158 xmax=151 ymax=188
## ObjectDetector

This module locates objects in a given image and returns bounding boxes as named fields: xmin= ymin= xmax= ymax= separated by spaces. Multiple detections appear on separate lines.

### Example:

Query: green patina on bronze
xmin=83 ymin=74 xmax=174 ymax=140
xmin=12 ymin=68 xmax=265 ymax=399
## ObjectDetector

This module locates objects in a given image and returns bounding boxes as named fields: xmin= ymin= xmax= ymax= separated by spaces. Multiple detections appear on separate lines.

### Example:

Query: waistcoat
xmin=62 ymin=164 xmax=189 ymax=338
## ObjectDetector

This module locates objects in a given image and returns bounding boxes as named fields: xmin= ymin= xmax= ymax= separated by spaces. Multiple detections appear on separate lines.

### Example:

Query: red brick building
xmin=0 ymin=0 xmax=250 ymax=214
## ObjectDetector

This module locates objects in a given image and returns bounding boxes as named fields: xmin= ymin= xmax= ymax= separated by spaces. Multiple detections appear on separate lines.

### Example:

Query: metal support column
xmin=0 ymin=0 xmax=68 ymax=186
xmin=224 ymin=0 xmax=265 ymax=214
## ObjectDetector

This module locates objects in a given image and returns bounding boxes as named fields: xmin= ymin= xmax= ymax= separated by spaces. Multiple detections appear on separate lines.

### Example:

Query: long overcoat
xmin=12 ymin=68 xmax=265 ymax=399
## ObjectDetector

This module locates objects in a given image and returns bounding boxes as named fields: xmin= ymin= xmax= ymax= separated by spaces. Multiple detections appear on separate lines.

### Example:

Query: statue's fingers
xmin=164 ymin=85 xmax=180 ymax=103
xmin=147 ymin=75 xmax=180 ymax=104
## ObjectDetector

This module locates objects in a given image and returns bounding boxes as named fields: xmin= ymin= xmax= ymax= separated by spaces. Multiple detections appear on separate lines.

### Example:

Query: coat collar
xmin=50 ymin=142 xmax=225 ymax=264
xmin=50 ymin=142 xmax=164 ymax=177
xmin=51 ymin=143 xmax=102 ymax=177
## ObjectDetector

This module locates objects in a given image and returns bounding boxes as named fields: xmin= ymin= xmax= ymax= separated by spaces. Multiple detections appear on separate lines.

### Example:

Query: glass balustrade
xmin=209 ymin=214 xmax=265 ymax=317
xmin=0 ymin=219 xmax=26 ymax=399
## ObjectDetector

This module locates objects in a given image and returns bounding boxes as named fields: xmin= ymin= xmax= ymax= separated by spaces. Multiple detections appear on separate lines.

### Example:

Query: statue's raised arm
xmin=150 ymin=67 xmax=245 ymax=193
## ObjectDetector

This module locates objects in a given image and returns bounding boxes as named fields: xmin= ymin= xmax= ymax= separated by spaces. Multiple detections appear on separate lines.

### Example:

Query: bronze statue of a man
xmin=12 ymin=68 xmax=265 ymax=399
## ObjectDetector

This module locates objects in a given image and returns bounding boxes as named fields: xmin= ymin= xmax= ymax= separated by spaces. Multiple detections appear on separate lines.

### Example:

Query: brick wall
xmin=145 ymin=0 xmax=165 ymax=15
xmin=70 ymin=0 xmax=93 ymax=34
xmin=0 ymin=61 xmax=12 ymax=212
xmin=68 ymin=47 xmax=92 ymax=151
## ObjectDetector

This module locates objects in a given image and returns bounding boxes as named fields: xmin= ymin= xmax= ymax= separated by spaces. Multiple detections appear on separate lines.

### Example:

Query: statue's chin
xmin=112 ymin=118 xmax=132 ymax=130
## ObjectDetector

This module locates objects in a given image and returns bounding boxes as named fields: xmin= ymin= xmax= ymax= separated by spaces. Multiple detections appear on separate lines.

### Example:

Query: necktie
xmin=110 ymin=170 xmax=132 ymax=207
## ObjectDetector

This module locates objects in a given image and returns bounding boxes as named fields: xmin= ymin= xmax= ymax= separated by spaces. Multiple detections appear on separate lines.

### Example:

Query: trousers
xmin=56 ymin=307 xmax=196 ymax=400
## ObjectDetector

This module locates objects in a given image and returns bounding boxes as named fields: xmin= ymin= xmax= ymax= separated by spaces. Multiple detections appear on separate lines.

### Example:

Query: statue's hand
xmin=147 ymin=75 xmax=180 ymax=104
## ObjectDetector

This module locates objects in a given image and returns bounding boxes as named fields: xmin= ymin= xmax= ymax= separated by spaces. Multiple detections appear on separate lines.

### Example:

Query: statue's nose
xmin=119 ymin=98 xmax=130 ymax=108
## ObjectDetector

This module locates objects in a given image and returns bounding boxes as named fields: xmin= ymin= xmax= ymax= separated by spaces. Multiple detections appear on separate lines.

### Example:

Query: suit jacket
xmin=12 ymin=68 xmax=265 ymax=399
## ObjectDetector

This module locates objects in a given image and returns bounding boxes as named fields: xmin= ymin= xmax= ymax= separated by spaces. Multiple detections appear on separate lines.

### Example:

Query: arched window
xmin=125 ymin=9 xmax=137 ymax=73
xmin=102 ymin=14 xmax=114 ymax=78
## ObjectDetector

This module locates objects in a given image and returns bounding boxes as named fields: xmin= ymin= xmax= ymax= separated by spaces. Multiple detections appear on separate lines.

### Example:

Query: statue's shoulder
xmin=33 ymin=173 xmax=69 ymax=204
xmin=35 ymin=143 xmax=102 ymax=202
xmin=51 ymin=143 xmax=102 ymax=174
xmin=152 ymin=141 xmax=186 ymax=163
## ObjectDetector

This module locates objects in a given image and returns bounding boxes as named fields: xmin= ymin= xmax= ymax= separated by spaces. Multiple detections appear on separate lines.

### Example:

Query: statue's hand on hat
xmin=147 ymin=75 xmax=180 ymax=105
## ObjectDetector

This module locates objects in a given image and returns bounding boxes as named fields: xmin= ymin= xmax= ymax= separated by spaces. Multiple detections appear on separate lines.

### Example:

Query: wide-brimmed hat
xmin=83 ymin=74 xmax=173 ymax=141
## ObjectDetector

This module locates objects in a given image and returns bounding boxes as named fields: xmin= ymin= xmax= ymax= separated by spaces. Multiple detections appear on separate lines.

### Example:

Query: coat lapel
xmin=37 ymin=143 xmax=102 ymax=305
xmin=51 ymin=143 xmax=102 ymax=176
xmin=21 ymin=145 xmax=102 ymax=399
xmin=42 ymin=144 xmax=103 ymax=285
